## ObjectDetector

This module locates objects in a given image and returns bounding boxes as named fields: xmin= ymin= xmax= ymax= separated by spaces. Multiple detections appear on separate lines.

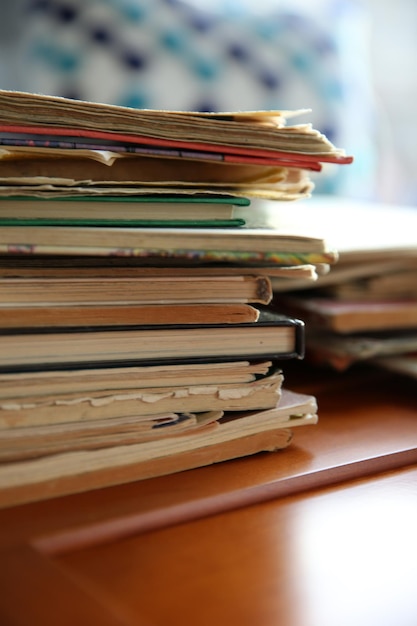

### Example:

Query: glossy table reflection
xmin=58 ymin=466 xmax=417 ymax=626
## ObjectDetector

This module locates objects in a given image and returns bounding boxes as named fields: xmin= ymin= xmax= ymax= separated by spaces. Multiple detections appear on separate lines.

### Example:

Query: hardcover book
xmin=0 ymin=194 xmax=249 ymax=227
xmin=0 ymin=310 xmax=304 ymax=372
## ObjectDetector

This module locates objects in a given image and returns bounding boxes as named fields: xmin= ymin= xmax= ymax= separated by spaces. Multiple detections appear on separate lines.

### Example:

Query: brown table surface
xmin=1 ymin=361 xmax=416 ymax=625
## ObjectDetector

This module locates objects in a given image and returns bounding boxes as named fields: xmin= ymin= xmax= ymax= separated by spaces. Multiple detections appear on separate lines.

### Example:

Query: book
xmin=306 ymin=329 xmax=417 ymax=371
xmin=0 ymin=362 xmax=284 ymax=428
xmin=0 ymin=310 xmax=304 ymax=371
xmin=0 ymin=90 xmax=352 ymax=202
xmin=0 ymin=303 xmax=261 ymax=329
xmin=0 ymin=132 xmax=338 ymax=169
xmin=0 ymin=179 xmax=311 ymax=203
xmin=0 ymin=273 xmax=273 ymax=306
xmin=269 ymin=196 xmax=417 ymax=291
xmin=323 ymin=267 xmax=417 ymax=301
xmin=0 ymin=410 xmax=226 ymax=461
xmin=0 ymin=194 xmax=249 ymax=227
xmin=0 ymin=388 xmax=318 ymax=509
xmin=0 ymin=254 xmax=321 ymax=281
xmin=276 ymin=295 xmax=417 ymax=334
xmin=0 ymin=220 xmax=332 ymax=257
xmin=0 ymin=267 xmax=272 ymax=329
xmin=0 ymin=242 xmax=335 ymax=267
xmin=0 ymin=90 xmax=352 ymax=167
xmin=0 ymin=150 xmax=313 ymax=201
xmin=0 ymin=200 xmax=338 ymax=265
xmin=0 ymin=359 xmax=275 ymax=398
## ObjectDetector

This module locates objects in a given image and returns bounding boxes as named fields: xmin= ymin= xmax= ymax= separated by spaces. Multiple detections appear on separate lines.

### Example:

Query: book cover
xmin=0 ymin=194 xmax=249 ymax=227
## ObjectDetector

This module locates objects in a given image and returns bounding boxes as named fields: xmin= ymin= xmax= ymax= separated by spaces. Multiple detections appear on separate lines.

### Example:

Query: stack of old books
xmin=0 ymin=90 xmax=352 ymax=507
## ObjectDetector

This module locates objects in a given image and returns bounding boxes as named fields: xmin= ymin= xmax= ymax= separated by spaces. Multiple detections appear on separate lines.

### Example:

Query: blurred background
xmin=0 ymin=0 xmax=416 ymax=205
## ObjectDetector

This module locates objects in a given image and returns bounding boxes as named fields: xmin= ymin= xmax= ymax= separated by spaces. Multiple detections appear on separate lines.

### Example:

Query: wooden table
xmin=1 ymin=362 xmax=416 ymax=626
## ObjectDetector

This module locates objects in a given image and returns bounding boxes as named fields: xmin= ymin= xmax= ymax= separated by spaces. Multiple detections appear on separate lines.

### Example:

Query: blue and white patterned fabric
xmin=2 ymin=0 xmax=376 ymax=197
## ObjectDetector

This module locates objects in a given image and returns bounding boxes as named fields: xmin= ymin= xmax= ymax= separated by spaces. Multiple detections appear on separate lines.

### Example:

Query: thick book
xmin=0 ymin=362 xmax=284 ymax=428
xmin=0 ymin=310 xmax=304 ymax=371
xmin=0 ymin=199 xmax=338 ymax=267
xmin=0 ymin=224 xmax=331 ymax=256
xmin=0 ymin=388 xmax=318 ymax=509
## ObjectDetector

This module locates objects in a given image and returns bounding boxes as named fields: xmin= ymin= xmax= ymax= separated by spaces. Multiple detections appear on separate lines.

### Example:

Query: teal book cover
xmin=0 ymin=194 xmax=249 ymax=227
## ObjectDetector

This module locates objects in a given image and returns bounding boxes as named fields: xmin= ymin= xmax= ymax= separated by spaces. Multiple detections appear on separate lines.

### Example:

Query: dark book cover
xmin=0 ymin=310 xmax=305 ymax=373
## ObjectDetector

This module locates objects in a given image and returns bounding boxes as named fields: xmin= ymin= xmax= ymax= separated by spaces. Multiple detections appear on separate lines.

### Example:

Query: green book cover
xmin=0 ymin=195 xmax=250 ymax=227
